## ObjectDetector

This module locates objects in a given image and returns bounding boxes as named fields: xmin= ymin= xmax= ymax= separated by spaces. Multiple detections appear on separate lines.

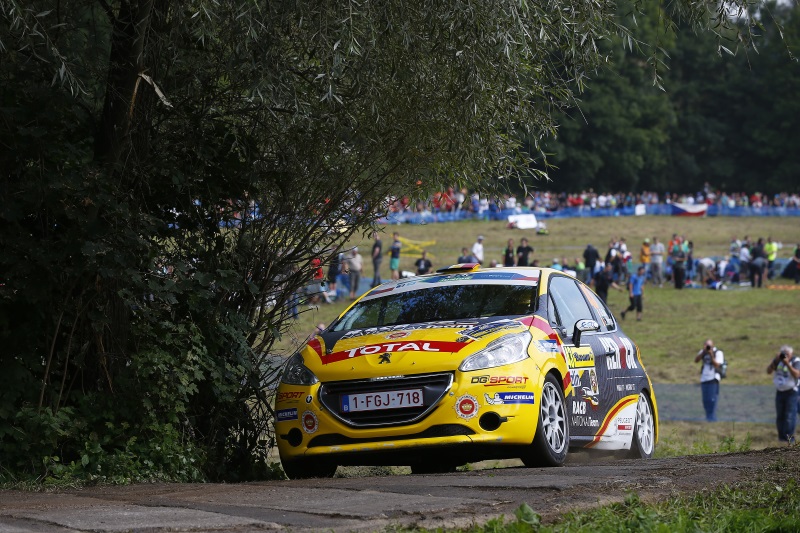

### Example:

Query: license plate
xmin=341 ymin=389 xmax=424 ymax=413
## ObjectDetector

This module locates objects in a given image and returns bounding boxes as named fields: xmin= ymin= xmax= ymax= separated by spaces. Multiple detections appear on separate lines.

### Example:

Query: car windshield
xmin=331 ymin=284 xmax=536 ymax=332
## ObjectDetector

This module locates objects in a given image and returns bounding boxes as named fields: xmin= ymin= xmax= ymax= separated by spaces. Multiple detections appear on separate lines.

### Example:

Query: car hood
xmin=302 ymin=318 xmax=532 ymax=380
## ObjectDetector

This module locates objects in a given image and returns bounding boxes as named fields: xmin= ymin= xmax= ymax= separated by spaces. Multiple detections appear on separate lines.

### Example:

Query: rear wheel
xmin=627 ymin=392 xmax=655 ymax=459
xmin=522 ymin=373 xmax=569 ymax=467
xmin=281 ymin=459 xmax=338 ymax=480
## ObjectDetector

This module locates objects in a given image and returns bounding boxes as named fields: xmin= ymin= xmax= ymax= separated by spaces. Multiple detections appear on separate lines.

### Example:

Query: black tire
xmin=627 ymin=392 xmax=655 ymax=459
xmin=522 ymin=373 xmax=569 ymax=467
xmin=410 ymin=461 xmax=460 ymax=475
xmin=282 ymin=459 xmax=338 ymax=479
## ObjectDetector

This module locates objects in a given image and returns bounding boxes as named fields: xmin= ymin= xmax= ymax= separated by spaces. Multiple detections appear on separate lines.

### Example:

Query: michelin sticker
xmin=276 ymin=408 xmax=298 ymax=422
xmin=484 ymin=392 xmax=535 ymax=405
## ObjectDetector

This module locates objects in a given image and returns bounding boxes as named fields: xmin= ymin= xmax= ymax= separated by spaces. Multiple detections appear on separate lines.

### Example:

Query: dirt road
xmin=1 ymin=447 xmax=794 ymax=532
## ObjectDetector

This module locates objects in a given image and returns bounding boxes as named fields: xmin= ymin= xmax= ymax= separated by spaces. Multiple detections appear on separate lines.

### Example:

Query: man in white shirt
xmin=471 ymin=235 xmax=485 ymax=264
xmin=694 ymin=339 xmax=724 ymax=422
xmin=650 ymin=237 xmax=665 ymax=287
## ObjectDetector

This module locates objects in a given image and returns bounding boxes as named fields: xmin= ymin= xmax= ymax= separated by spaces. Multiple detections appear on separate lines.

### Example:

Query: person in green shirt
xmin=764 ymin=236 xmax=778 ymax=279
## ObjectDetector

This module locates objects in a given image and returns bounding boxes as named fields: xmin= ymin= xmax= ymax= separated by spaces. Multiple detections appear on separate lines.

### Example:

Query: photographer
xmin=694 ymin=339 xmax=724 ymax=422
xmin=767 ymin=345 xmax=800 ymax=443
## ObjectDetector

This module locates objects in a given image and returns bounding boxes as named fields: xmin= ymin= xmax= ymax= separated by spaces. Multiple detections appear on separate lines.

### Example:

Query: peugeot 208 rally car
xmin=276 ymin=264 xmax=657 ymax=478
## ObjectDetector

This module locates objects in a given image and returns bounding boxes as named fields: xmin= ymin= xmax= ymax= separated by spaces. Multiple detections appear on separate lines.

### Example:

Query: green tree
xmin=538 ymin=0 xmax=676 ymax=192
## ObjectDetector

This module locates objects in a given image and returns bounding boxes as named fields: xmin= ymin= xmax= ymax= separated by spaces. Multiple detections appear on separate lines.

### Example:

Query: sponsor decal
xmin=565 ymin=347 xmax=595 ymax=369
xmin=457 ymin=320 xmax=524 ymax=341
xmin=484 ymin=392 xmax=535 ymax=405
xmin=421 ymin=272 xmax=539 ymax=284
xmin=470 ymin=375 xmax=529 ymax=386
xmin=321 ymin=340 xmax=467 ymax=365
xmin=601 ymin=336 xmax=639 ymax=371
xmin=571 ymin=415 xmax=600 ymax=427
xmin=579 ymin=284 xmax=614 ymax=327
xmin=301 ymin=411 xmax=319 ymax=434
xmin=276 ymin=408 xmax=298 ymax=422
xmin=385 ymin=331 xmax=410 ymax=340
xmin=617 ymin=416 xmax=633 ymax=431
xmin=305 ymin=395 xmax=313 ymax=404
xmin=586 ymin=395 xmax=639 ymax=447
xmin=572 ymin=400 xmax=587 ymax=414
xmin=616 ymin=383 xmax=638 ymax=392
xmin=578 ymin=388 xmax=599 ymax=409
xmin=277 ymin=391 xmax=304 ymax=402
xmin=378 ymin=353 xmax=392 ymax=364
xmin=340 ymin=321 xmax=478 ymax=340
xmin=589 ymin=369 xmax=599 ymax=395
xmin=455 ymin=394 xmax=479 ymax=419
xmin=533 ymin=339 xmax=561 ymax=353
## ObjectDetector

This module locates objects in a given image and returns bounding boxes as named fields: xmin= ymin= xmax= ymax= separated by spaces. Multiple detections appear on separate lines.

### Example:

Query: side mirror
xmin=572 ymin=319 xmax=600 ymax=348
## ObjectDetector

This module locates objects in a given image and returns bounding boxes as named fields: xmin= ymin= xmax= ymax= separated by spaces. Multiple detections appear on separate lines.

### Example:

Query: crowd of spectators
xmin=385 ymin=185 xmax=800 ymax=217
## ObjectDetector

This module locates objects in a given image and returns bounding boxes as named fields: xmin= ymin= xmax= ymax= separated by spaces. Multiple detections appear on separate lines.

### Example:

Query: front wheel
xmin=627 ymin=392 xmax=655 ymax=459
xmin=522 ymin=373 xmax=569 ymax=467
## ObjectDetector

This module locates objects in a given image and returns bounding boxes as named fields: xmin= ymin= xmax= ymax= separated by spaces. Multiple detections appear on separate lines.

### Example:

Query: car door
xmin=546 ymin=275 xmax=609 ymax=439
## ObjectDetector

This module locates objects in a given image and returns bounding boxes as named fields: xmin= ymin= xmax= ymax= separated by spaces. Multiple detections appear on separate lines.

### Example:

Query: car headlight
xmin=281 ymin=353 xmax=319 ymax=385
xmin=459 ymin=331 xmax=532 ymax=372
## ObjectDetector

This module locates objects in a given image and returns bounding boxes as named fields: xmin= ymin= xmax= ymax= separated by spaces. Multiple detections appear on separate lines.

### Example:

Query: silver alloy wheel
xmin=540 ymin=380 xmax=567 ymax=453
xmin=635 ymin=393 xmax=655 ymax=456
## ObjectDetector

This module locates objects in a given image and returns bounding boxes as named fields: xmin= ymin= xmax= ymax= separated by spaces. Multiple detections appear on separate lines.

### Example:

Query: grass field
xmin=274 ymin=215 xmax=799 ymax=453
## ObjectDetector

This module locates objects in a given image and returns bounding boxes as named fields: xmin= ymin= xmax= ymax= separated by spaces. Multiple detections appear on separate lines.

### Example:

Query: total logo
xmin=301 ymin=411 xmax=319 ymax=434
xmin=321 ymin=340 xmax=466 ymax=365
xmin=455 ymin=394 xmax=479 ymax=420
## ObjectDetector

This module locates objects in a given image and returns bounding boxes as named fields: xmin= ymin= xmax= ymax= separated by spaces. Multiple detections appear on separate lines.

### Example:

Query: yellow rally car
xmin=276 ymin=265 xmax=657 ymax=478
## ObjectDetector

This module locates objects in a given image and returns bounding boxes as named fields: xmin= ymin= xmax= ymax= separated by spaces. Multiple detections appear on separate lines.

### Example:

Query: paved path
xmin=1 ymin=448 xmax=793 ymax=532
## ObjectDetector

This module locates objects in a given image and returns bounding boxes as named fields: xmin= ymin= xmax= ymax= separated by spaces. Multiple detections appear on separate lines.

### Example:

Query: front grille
xmin=318 ymin=372 xmax=453 ymax=428
xmin=307 ymin=424 xmax=475 ymax=448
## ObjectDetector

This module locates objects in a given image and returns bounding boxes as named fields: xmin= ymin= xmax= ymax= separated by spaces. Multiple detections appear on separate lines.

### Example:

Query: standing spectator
xmin=472 ymin=235 xmax=485 ymax=264
xmin=621 ymin=266 xmax=646 ymax=321
xmin=457 ymin=247 xmax=475 ymax=264
xmin=582 ymin=243 xmax=600 ymax=283
xmin=326 ymin=251 xmax=341 ymax=300
xmin=517 ymin=237 xmax=534 ymax=267
xmin=574 ymin=256 xmax=586 ymax=281
xmin=650 ymin=237 xmax=665 ymax=287
xmin=414 ymin=250 xmax=433 ymax=275
xmin=345 ymin=248 xmax=364 ymax=300
xmin=739 ymin=238 xmax=752 ymax=283
xmin=767 ymin=345 xmax=800 ymax=443
xmin=694 ymin=339 xmax=724 ymax=422
xmin=750 ymin=238 xmax=768 ymax=288
xmin=640 ymin=238 xmax=651 ymax=278
xmin=764 ymin=236 xmax=778 ymax=279
xmin=390 ymin=232 xmax=402 ymax=281
xmin=503 ymin=239 xmax=516 ymax=267
xmin=670 ymin=236 xmax=687 ymax=289
xmin=371 ymin=232 xmax=383 ymax=287
xmin=794 ymin=244 xmax=800 ymax=284
xmin=551 ymin=258 xmax=563 ymax=271
xmin=590 ymin=263 xmax=623 ymax=304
